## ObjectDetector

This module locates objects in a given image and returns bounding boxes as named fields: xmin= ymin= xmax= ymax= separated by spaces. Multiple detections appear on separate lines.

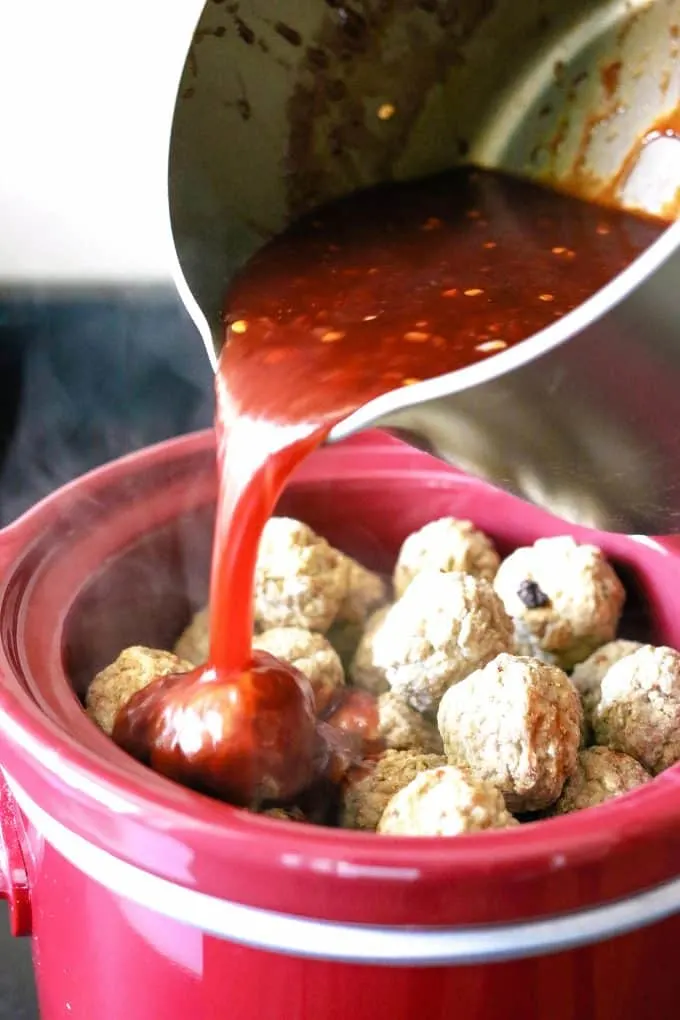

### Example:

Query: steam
xmin=0 ymin=287 xmax=214 ymax=525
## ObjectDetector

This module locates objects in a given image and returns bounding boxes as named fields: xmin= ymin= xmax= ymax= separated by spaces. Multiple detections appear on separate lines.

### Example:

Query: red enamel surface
xmin=0 ymin=773 xmax=31 ymax=936
xmin=0 ymin=432 xmax=679 ymax=931
xmin=1 ymin=431 xmax=680 ymax=1016
xmin=20 ymin=829 xmax=680 ymax=1020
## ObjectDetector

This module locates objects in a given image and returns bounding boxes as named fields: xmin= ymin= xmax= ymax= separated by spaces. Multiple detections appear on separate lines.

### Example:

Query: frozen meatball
xmin=593 ymin=645 xmax=680 ymax=774
xmin=341 ymin=749 xmax=446 ymax=831
xmin=86 ymin=646 xmax=192 ymax=736
xmin=327 ymin=558 xmax=389 ymax=666
xmin=255 ymin=517 xmax=350 ymax=633
xmin=348 ymin=606 xmax=391 ymax=695
xmin=551 ymin=746 xmax=650 ymax=815
xmin=571 ymin=640 xmax=642 ymax=742
xmin=394 ymin=517 xmax=500 ymax=597
xmin=378 ymin=765 xmax=518 ymax=836
xmin=253 ymin=626 xmax=345 ymax=714
xmin=493 ymin=536 xmax=625 ymax=670
xmin=351 ymin=571 xmax=514 ymax=715
xmin=438 ymin=653 xmax=581 ymax=812
xmin=337 ymin=558 xmax=389 ymax=626
xmin=174 ymin=606 xmax=210 ymax=666
xmin=377 ymin=691 xmax=443 ymax=754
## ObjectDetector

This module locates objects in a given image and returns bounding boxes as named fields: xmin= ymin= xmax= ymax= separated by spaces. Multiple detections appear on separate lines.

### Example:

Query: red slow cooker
xmin=1 ymin=430 xmax=680 ymax=1019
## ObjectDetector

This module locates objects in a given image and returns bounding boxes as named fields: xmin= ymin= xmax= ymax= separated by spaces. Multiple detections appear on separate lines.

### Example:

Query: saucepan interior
xmin=169 ymin=0 xmax=680 ymax=356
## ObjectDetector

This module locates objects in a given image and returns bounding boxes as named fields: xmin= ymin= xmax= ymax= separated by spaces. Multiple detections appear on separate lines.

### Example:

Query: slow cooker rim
xmin=2 ymin=430 xmax=680 ymax=928
xmin=9 ymin=767 xmax=680 ymax=965
xmin=4 ymin=671 xmax=680 ymax=932
xmin=7 ymin=639 xmax=676 ymax=860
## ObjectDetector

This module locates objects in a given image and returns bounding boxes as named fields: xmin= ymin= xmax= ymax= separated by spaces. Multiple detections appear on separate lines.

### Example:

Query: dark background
xmin=0 ymin=287 xmax=214 ymax=1017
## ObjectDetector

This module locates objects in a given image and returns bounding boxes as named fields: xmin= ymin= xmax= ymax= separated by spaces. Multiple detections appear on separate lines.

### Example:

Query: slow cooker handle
xmin=0 ymin=772 xmax=32 ymax=936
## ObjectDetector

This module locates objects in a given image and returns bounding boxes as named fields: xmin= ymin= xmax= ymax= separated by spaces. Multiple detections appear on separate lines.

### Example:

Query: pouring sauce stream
xmin=114 ymin=167 xmax=664 ymax=808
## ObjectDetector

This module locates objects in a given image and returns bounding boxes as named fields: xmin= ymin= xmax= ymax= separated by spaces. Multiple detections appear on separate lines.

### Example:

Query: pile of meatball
xmin=86 ymin=514 xmax=680 ymax=837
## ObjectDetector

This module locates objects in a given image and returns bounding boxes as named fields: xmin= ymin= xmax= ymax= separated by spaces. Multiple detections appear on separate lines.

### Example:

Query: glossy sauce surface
xmin=114 ymin=167 xmax=664 ymax=808
xmin=114 ymin=652 xmax=324 ymax=805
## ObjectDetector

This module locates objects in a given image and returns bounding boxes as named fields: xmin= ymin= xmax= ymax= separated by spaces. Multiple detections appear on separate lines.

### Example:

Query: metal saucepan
xmin=167 ymin=0 xmax=680 ymax=533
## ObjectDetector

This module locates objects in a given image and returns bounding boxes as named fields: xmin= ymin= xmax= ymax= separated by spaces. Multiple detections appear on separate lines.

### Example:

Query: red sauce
xmin=114 ymin=167 xmax=664 ymax=808
xmin=112 ymin=653 xmax=323 ymax=805
xmin=325 ymin=688 xmax=383 ymax=757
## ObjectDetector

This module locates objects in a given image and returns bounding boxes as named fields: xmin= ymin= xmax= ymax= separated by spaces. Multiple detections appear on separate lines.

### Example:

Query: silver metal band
xmin=8 ymin=776 xmax=680 ymax=965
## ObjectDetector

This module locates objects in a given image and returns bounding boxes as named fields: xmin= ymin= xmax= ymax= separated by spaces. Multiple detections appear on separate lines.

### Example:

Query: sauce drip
xmin=114 ymin=166 xmax=665 ymax=807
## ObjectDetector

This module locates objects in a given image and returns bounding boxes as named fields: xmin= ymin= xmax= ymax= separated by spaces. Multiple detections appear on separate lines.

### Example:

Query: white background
xmin=0 ymin=0 xmax=205 ymax=283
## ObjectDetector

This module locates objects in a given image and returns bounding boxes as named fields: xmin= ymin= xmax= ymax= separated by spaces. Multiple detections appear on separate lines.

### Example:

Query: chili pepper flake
xmin=476 ymin=339 xmax=507 ymax=353
xmin=377 ymin=103 xmax=396 ymax=120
